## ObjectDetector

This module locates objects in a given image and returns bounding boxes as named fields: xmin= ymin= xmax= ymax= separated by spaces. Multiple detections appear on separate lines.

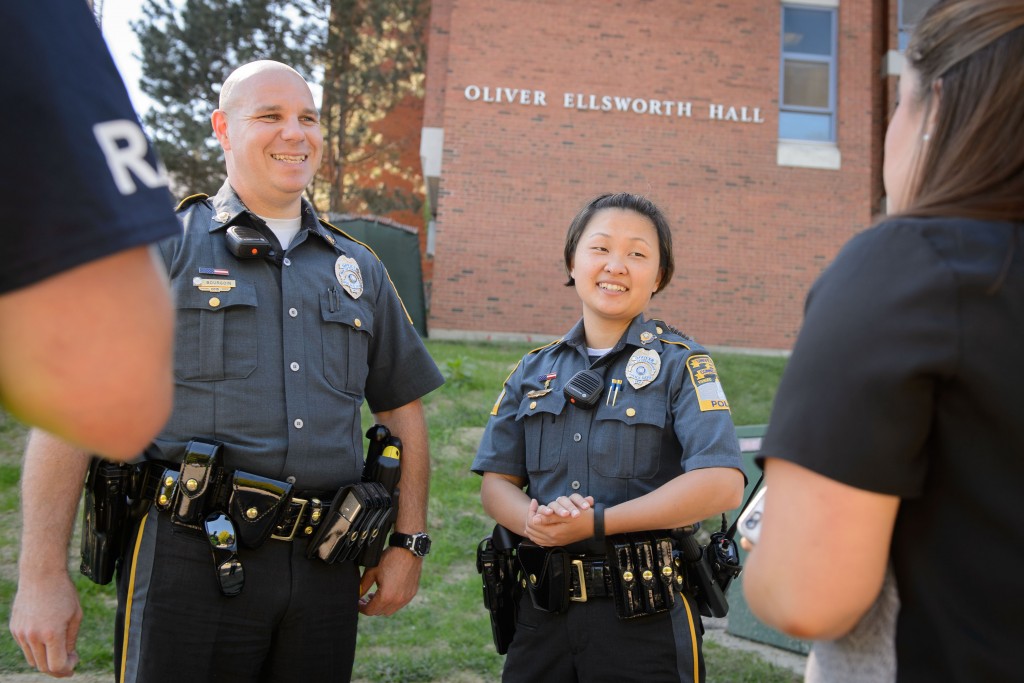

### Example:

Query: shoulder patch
xmin=175 ymin=193 xmax=210 ymax=212
xmin=686 ymin=354 xmax=731 ymax=412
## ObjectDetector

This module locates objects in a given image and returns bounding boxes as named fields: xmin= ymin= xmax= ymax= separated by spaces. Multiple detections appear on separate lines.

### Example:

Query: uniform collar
xmin=207 ymin=181 xmax=329 ymax=247
xmin=564 ymin=315 xmax=663 ymax=355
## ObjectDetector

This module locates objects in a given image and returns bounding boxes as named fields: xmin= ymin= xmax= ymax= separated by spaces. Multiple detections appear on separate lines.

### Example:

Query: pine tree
xmin=134 ymin=0 xmax=427 ymax=220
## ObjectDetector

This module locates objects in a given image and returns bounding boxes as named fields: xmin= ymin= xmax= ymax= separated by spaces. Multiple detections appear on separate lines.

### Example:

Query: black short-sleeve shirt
xmin=760 ymin=216 xmax=1024 ymax=682
xmin=0 ymin=0 xmax=179 ymax=294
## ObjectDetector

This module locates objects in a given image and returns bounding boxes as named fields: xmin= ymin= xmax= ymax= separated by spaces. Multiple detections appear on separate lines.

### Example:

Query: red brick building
xmin=420 ymin=0 xmax=929 ymax=351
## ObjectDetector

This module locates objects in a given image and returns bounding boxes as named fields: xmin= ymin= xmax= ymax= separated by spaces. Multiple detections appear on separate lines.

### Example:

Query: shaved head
xmin=218 ymin=60 xmax=308 ymax=111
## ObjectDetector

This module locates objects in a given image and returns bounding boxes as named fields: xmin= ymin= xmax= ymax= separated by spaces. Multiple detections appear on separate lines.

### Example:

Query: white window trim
xmin=781 ymin=0 xmax=839 ymax=8
xmin=885 ymin=50 xmax=904 ymax=77
xmin=777 ymin=140 xmax=842 ymax=170
xmin=419 ymin=127 xmax=444 ymax=179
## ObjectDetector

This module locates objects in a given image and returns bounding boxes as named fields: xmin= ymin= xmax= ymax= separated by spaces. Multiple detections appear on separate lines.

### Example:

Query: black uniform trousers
xmin=502 ymin=588 xmax=706 ymax=683
xmin=115 ymin=511 xmax=361 ymax=683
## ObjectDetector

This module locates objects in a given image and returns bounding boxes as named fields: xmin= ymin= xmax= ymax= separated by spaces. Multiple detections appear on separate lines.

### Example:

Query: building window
xmin=899 ymin=0 xmax=939 ymax=51
xmin=779 ymin=5 xmax=837 ymax=143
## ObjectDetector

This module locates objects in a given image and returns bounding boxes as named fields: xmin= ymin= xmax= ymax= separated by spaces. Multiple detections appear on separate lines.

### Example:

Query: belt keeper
xmin=592 ymin=503 xmax=605 ymax=543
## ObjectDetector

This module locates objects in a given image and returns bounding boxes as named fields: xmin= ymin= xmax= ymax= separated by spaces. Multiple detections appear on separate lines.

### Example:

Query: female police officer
xmin=472 ymin=193 xmax=745 ymax=682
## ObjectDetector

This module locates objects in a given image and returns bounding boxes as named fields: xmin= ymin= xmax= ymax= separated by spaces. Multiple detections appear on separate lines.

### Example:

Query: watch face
xmin=412 ymin=534 xmax=432 ymax=556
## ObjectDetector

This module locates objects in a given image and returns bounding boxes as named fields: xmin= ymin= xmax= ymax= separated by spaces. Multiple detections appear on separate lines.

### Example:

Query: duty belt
xmin=135 ymin=459 xmax=334 ymax=543
xmin=567 ymin=556 xmax=617 ymax=602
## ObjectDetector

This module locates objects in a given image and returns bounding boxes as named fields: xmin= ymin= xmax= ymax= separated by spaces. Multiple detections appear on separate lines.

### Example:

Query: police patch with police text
xmin=686 ymin=355 xmax=731 ymax=412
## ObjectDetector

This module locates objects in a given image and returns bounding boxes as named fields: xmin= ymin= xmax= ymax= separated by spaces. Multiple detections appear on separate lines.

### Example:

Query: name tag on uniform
xmin=193 ymin=277 xmax=236 ymax=293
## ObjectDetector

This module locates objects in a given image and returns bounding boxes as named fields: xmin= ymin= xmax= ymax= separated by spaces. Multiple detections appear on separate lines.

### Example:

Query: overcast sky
xmin=97 ymin=0 xmax=155 ymax=115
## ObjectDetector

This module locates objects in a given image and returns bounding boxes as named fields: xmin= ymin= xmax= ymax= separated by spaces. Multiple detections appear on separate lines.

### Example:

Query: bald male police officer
xmin=10 ymin=60 xmax=443 ymax=682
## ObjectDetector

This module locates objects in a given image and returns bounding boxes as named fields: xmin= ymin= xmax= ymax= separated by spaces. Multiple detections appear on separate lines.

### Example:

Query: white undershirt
xmin=258 ymin=214 xmax=302 ymax=250
xmin=587 ymin=346 xmax=613 ymax=359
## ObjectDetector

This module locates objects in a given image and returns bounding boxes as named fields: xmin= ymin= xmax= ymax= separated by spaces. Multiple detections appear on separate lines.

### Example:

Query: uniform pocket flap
xmin=320 ymin=291 xmax=374 ymax=334
xmin=176 ymin=277 xmax=258 ymax=311
xmin=516 ymin=390 xmax=566 ymax=421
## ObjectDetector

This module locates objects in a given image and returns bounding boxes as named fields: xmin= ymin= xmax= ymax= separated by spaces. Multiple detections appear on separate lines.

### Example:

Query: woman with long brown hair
xmin=743 ymin=1 xmax=1024 ymax=681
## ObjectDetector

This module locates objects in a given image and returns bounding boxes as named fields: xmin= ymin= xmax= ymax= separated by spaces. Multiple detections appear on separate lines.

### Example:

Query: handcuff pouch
xmin=517 ymin=541 xmax=570 ymax=614
xmin=228 ymin=470 xmax=293 ymax=549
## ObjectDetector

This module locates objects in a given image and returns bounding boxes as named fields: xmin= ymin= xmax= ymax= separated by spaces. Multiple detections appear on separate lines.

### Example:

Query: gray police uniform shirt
xmin=149 ymin=182 xmax=443 ymax=491
xmin=473 ymin=315 xmax=743 ymax=544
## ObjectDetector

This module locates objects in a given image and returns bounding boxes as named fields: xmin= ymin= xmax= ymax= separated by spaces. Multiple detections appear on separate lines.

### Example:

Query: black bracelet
xmin=593 ymin=503 xmax=605 ymax=543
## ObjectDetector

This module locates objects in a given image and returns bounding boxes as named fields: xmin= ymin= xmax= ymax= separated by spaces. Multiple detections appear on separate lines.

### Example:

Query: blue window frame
xmin=779 ymin=5 xmax=837 ymax=143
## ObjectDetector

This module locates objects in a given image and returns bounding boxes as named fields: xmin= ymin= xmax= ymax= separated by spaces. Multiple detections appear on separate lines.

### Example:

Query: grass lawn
xmin=0 ymin=339 xmax=795 ymax=681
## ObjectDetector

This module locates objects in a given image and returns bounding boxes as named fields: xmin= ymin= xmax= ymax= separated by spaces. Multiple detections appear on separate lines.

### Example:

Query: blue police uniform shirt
xmin=0 ymin=0 xmax=179 ymax=294
xmin=474 ymin=315 xmax=744 ymax=519
xmin=149 ymin=182 xmax=443 ymax=490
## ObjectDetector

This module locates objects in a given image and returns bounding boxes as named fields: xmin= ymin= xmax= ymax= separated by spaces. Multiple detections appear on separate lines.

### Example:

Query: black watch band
xmin=389 ymin=531 xmax=431 ymax=557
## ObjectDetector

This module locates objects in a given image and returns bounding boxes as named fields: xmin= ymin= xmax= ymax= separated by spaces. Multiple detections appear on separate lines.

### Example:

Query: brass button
xmin=656 ymin=326 xmax=664 ymax=334
xmin=354 ymin=318 xmax=362 ymax=328
xmin=662 ymin=566 xmax=673 ymax=577
xmin=246 ymin=507 xmax=258 ymax=519
xmin=158 ymin=494 xmax=168 ymax=506
xmin=625 ymin=408 xmax=636 ymax=417
xmin=530 ymin=574 xmax=538 ymax=586
xmin=311 ymin=509 xmax=322 ymax=523
xmin=642 ymin=570 xmax=654 ymax=581
xmin=304 ymin=526 xmax=313 ymax=535
xmin=185 ymin=478 xmax=199 ymax=492
xmin=164 ymin=476 xmax=174 ymax=487
xmin=209 ymin=297 xmax=221 ymax=308
xmin=622 ymin=571 xmax=634 ymax=582
xmin=676 ymin=575 xmax=684 ymax=585
xmin=529 ymin=401 xmax=537 ymax=410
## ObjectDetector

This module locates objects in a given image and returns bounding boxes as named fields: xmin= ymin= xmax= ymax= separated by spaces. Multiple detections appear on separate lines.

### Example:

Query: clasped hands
xmin=524 ymin=493 xmax=597 ymax=547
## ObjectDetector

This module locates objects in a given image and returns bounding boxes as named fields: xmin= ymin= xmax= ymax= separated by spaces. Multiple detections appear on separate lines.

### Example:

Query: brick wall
xmin=426 ymin=0 xmax=885 ymax=350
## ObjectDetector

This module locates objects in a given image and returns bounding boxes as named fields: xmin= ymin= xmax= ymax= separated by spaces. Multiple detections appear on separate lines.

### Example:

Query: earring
xmin=922 ymin=133 xmax=931 ymax=141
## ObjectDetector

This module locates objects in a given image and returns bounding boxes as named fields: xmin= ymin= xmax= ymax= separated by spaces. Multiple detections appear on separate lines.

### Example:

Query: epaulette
xmin=319 ymin=216 xmax=382 ymax=260
xmin=650 ymin=319 xmax=693 ymax=341
xmin=527 ymin=338 xmax=563 ymax=355
xmin=500 ymin=338 xmax=561 ymax=386
xmin=175 ymin=193 xmax=210 ymax=212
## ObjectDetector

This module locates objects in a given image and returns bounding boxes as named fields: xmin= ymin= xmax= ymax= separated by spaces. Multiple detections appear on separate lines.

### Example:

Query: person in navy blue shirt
xmin=0 ymin=0 xmax=179 ymax=460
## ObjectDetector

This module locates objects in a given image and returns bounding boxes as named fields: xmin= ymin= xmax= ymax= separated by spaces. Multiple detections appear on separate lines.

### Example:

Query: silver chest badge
xmin=625 ymin=348 xmax=661 ymax=389
xmin=334 ymin=255 xmax=363 ymax=299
